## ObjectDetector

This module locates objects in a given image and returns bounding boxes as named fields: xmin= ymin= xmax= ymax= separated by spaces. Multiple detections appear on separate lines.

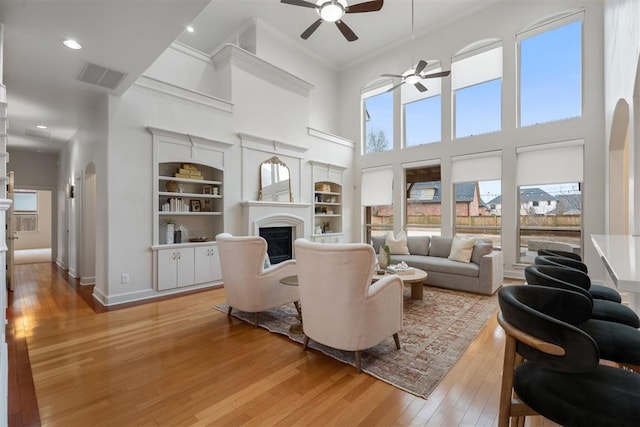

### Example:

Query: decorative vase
xmin=378 ymin=245 xmax=389 ymax=269
xmin=166 ymin=223 xmax=175 ymax=244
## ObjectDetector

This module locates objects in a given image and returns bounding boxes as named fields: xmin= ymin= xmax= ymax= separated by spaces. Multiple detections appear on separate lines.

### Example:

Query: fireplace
xmin=241 ymin=201 xmax=310 ymax=260
xmin=259 ymin=226 xmax=293 ymax=264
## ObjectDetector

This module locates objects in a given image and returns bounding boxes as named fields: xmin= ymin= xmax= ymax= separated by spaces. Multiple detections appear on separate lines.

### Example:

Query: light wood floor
xmin=8 ymin=262 xmax=560 ymax=427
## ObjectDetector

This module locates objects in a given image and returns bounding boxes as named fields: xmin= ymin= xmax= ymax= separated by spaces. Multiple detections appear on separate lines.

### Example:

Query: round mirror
xmin=258 ymin=156 xmax=293 ymax=202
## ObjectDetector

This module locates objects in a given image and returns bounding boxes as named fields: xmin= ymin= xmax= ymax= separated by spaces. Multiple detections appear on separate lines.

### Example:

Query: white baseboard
xmin=80 ymin=276 xmax=95 ymax=286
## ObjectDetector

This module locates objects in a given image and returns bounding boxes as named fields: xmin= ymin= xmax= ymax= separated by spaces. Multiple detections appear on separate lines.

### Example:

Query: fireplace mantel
xmin=240 ymin=201 xmax=311 ymax=240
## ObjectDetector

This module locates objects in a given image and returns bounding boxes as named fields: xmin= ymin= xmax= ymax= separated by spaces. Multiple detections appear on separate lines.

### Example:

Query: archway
xmin=608 ymin=99 xmax=630 ymax=234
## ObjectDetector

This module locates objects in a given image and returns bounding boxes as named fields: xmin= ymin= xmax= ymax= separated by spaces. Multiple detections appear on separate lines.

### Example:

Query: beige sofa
xmin=372 ymin=235 xmax=503 ymax=295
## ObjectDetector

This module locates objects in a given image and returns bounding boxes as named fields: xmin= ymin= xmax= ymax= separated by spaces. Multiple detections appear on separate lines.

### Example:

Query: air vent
xmin=25 ymin=128 xmax=51 ymax=139
xmin=77 ymin=61 xmax=127 ymax=90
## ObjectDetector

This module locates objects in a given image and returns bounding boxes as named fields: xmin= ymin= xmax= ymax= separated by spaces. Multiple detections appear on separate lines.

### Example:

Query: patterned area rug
xmin=214 ymin=286 xmax=498 ymax=399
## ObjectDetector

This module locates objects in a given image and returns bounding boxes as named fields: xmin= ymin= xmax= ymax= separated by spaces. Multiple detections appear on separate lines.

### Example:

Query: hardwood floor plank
xmin=8 ymin=264 xmax=565 ymax=427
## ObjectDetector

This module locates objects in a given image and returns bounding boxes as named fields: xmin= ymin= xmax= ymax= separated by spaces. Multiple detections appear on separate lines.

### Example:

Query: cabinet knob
xmin=177 ymin=252 xmax=181 ymax=260
xmin=172 ymin=252 xmax=176 ymax=260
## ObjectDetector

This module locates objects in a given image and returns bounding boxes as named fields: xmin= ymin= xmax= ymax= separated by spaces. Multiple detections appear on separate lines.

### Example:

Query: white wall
xmin=95 ymin=38 xmax=353 ymax=304
xmin=337 ymin=0 xmax=606 ymax=279
xmin=603 ymin=0 xmax=640 ymax=234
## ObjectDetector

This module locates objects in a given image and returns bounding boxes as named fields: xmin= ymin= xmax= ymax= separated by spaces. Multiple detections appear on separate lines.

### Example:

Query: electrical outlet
xmin=121 ymin=273 xmax=130 ymax=284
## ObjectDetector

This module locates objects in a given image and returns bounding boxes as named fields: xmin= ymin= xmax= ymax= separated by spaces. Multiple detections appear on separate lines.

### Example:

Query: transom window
xmin=363 ymin=85 xmax=393 ymax=154
xmin=518 ymin=13 xmax=582 ymax=127
xmin=452 ymin=42 xmax=503 ymax=139
xmin=402 ymin=63 xmax=443 ymax=147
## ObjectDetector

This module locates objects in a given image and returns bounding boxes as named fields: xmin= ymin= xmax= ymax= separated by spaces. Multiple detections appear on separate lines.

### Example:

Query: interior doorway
xmin=13 ymin=188 xmax=53 ymax=264
xmin=81 ymin=163 xmax=96 ymax=285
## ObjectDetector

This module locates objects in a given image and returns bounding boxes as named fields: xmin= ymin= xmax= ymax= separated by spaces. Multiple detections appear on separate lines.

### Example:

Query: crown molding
xmin=211 ymin=43 xmax=314 ymax=97
xmin=237 ymin=131 xmax=308 ymax=159
xmin=135 ymin=75 xmax=233 ymax=113
xmin=307 ymin=127 xmax=354 ymax=148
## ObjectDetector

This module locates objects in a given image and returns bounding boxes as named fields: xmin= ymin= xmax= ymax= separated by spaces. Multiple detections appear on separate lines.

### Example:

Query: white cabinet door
xmin=210 ymin=245 xmax=222 ymax=282
xmin=176 ymin=247 xmax=195 ymax=288
xmin=194 ymin=245 xmax=222 ymax=284
xmin=157 ymin=249 xmax=178 ymax=291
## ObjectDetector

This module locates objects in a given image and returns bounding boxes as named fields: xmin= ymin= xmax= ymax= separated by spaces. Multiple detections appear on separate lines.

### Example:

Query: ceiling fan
xmin=381 ymin=0 xmax=450 ymax=92
xmin=280 ymin=0 xmax=384 ymax=42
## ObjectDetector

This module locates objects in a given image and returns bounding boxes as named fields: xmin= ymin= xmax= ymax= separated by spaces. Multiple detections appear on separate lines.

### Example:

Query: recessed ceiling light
xmin=186 ymin=25 xmax=195 ymax=33
xmin=62 ymin=39 xmax=82 ymax=50
xmin=36 ymin=125 xmax=48 ymax=129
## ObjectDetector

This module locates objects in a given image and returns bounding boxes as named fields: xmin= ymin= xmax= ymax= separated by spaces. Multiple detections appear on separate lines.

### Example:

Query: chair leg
xmin=227 ymin=306 xmax=233 ymax=316
xmin=302 ymin=335 xmax=310 ymax=351
xmin=254 ymin=312 xmax=259 ymax=327
xmin=393 ymin=333 xmax=400 ymax=349
xmin=498 ymin=335 xmax=517 ymax=427
xmin=355 ymin=350 xmax=362 ymax=373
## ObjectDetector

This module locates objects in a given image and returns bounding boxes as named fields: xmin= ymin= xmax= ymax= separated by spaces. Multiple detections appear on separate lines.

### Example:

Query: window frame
xmin=516 ymin=10 xmax=584 ymax=128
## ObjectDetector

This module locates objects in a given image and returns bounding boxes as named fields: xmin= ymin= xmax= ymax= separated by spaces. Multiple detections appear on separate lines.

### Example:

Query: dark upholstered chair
xmin=497 ymin=285 xmax=640 ymax=427
xmin=534 ymin=255 xmax=622 ymax=303
xmin=525 ymin=265 xmax=640 ymax=369
xmin=525 ymin=265 xmax=639 ymax=328
xmin=537 ymin=248 xmax=582 ymax=261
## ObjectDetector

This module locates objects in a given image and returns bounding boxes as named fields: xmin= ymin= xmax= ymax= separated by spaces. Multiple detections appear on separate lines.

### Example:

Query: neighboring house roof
xmin=409 ymin=181 xmax=488 ymax=208
xmin=549 ymin=194 xmax=582 ymax=214
xmin=488 ymin=187 xmax=557 ymax=204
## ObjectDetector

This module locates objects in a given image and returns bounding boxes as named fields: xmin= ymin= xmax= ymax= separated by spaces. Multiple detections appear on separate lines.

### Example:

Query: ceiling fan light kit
xmin=381 ymin=0 xmax=450 ymax=92
xmin=281 ymin=0 xmax=384 ymax=42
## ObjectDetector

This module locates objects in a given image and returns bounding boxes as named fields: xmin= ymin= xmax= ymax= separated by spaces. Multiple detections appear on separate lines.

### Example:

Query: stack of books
xmin=174 ymin=163 xmax=203 ymax=180
xmin=387 ymin=265 xmax=415 ymax=275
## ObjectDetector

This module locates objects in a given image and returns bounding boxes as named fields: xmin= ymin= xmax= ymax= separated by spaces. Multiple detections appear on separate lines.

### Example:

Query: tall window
xmin=517 ymin=142 xmax=583 ymax=263
xmin=451 ymin=151 xmax=502 ymax=248
xmin=14 ymin=190 xmax=38 ymax=232
xmin=452 ymin=43 xmax=503 ymax=139
xmin=362 ymin=167 xmax=393 ymax=242
xmin=518 ymin=13 xmax=582 ymax=127
xmin=405 ymin=164 xmax=441 ymax=236
xmin=403 ymin=65 xmax=442 ymax=147
xmin=363 ymin=87 xmax=393 ymax=154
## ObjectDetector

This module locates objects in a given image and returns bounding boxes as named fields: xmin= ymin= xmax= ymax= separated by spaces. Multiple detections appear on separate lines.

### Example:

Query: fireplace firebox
xmin=259 ymin=226 xmax=293 ymax=264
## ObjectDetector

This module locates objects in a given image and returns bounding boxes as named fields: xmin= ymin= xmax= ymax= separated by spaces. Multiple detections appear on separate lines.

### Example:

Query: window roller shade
xmin=451 ymin=152 xmax=502 ymax=183
xmin=361 ymin=167 xmax=393 ymax=206
xmin=517 ymin=142 xmax=583 ymax=186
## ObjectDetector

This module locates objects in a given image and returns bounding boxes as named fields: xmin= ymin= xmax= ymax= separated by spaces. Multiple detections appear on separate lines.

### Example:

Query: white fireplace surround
xmin=240 ymin=201 xmax=311 ymax=244
xmin=255 ymin=213 xmax=304 ymax=238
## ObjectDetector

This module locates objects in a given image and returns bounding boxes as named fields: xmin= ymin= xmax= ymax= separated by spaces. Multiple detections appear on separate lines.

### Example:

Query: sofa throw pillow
xmin=407 ymin=235 xmax=430 ymax=256
xmin=471 ymin=242 xmax=494 ymax=265
xmin=448 ymin=236 xmax=476 ymax=263
xmin=385 ymin=231 xmax=410 ymax=255
xmin=429 ymin=236 xmax=453 ymax=258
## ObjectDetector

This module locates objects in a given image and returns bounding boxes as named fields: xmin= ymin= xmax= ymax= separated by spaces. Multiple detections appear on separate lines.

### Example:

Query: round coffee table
xmin=280 ymin=275 xmax=303 ymax=334
xmin=372 ymin=268 xmax=428 ymax=300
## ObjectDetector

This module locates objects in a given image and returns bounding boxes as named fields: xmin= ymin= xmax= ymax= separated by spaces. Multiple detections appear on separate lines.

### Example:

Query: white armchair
xmin=294 ymin=238 xmax=403 ymax=373
xmin=216 ymin=233 xmax=298 ymax=327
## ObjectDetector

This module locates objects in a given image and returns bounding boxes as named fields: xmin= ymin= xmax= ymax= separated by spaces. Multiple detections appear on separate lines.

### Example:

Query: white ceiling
xmin=1 ymin=0 xmax=499 ymax=154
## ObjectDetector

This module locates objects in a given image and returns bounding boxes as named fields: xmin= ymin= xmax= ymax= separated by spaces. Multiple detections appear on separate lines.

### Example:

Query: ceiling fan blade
xmin=414 ymin=82 xmax=428 ymax=92
xmin=346 ymin=0 xmax=384 ymax=13
xmin=335 ymin=20 xmax=358 ymax=42
xmin=414 ymin=60 xmax=428 ymax=75
xmin=381 ymin=73 xmax=404 ymax=78
xmin=301 ymin=19 xmax=323 ymax=40
xmin=281 ymin=0 xmax=318 ymax=9
xmin=386 ymin=81 xmax=406 ymax=92
xmin=421 ymin=70 xmax=451 ymax=79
